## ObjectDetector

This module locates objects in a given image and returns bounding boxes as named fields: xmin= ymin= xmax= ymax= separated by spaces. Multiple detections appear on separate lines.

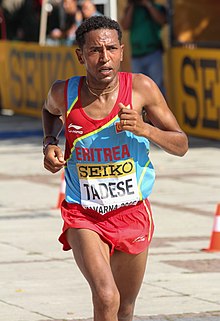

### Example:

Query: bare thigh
xmin=110 ymin=249 xmax=148 ymax=304
xmin=66 ymin=228 xmax=118 ymax=296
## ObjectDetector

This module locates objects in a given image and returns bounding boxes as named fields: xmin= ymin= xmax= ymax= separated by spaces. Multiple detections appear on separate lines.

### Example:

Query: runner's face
xmin=77 ymin=29 xmax=124 ymax=83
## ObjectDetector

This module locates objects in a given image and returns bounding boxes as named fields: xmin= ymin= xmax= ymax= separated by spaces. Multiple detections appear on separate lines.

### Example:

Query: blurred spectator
xmin=121 ymin=0 xmax=167 ymax=96
xmin=45 ymin=1 xmax=62 ymax=43
xmin=47 ymin=0 xmax=83 ymax=46
xmin=80 ymin=0 xmax=102 ymax=20
xmin=1 ymin=0 xmax=41 ymax=42
xmin=0 ymin=1 xmax=7 ymax=39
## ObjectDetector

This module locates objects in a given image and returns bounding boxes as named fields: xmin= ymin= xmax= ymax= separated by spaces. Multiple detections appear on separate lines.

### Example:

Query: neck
xmin=85 ymin=78 xmax=119 ymax=98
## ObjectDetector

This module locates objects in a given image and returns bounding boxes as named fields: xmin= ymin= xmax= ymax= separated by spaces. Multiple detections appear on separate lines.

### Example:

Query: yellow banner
xmin=0 ymin=41 xmax=85 ymax=117
xmin=167 ymin=47 xmax=220 ymax=140
xmin=1 ymin=41 xmax=220 ymax=140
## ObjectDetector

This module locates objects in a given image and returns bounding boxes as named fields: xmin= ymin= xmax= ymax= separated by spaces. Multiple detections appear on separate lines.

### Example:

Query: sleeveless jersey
xmin=64 ymin=72 xmax=155 ymax=215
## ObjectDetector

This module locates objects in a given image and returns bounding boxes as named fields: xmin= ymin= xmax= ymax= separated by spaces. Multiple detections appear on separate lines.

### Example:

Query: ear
xmin=120 ymin=44 xmax=124 ymax=62
xmin=76 ymin=48 xmax=84 ymax=64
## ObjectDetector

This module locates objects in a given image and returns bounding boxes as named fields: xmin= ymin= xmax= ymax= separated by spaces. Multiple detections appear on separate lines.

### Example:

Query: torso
xmin=63 ymin=72 xmax=155 ymax=215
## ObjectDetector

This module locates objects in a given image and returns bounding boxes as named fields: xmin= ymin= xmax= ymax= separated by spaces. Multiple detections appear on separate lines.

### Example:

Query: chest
xmin=82 ymin=94 xmax=118 ymax=120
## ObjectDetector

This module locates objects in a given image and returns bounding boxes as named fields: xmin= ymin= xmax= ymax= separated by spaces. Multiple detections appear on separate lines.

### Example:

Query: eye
xmin=90 ymin=47 xmax=100 ymax=53
xmin=108 ymin=46 xmax=117 ymax=51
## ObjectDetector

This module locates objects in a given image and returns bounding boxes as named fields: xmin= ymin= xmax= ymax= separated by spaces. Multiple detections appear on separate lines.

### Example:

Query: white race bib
xmin=77 ymin=159 xmax=139 ymax=214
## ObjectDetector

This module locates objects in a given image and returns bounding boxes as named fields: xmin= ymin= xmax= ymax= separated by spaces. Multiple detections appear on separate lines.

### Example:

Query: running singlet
xmin=64 ymin=72 xmax=155 ymax=215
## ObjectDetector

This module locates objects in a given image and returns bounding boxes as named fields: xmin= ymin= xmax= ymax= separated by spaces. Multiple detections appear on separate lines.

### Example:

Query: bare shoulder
xmin=50 ymin=80 xmax=66 ymax=100
xmin=44 ymin=80 xmax=66 ymax=116
xmin=131 ymin=73 xmax=162 ymax=108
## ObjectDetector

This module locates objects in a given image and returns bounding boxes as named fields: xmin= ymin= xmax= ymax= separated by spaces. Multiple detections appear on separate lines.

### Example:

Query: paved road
xmin=0 ymin=113 xmax=220 ymax=321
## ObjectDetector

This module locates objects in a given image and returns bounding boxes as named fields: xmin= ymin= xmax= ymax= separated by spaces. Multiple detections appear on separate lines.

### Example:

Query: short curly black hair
xmin=76 ymin=16 xmax=122 ymax=48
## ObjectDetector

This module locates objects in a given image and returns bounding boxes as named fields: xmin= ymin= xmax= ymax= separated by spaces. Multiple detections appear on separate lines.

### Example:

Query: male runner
xmin=42 ymin=15 xmax=188 ymax=321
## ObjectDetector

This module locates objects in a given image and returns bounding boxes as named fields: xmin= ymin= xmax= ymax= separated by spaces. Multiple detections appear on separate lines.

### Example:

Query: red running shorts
xmin=59 ymin=199 xmax=154 ymax=255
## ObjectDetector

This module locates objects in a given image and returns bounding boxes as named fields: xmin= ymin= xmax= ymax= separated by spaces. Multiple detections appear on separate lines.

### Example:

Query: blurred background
xmin=0 ymin=2 xmax=219 ymax=320
xmin=0 ymin=0 xmax=220 ymax=141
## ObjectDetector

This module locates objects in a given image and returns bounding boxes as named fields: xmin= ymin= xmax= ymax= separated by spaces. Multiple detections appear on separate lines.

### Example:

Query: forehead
xmin=84 ymin=29 xmax=120 ymax=47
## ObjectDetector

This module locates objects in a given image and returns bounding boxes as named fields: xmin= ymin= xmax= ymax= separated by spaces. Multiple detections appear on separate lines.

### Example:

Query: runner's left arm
xmin=118 ymin=74 xmax=188 ymax=157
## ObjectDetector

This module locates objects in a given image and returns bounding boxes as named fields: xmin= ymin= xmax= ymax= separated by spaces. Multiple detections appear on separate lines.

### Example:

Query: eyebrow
xmin=90 ymin=43 xmax=118 ymax=49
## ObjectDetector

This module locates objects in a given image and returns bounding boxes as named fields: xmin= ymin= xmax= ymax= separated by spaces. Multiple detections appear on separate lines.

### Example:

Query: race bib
xmin=77 ymin=158 xmax=139 ymax=214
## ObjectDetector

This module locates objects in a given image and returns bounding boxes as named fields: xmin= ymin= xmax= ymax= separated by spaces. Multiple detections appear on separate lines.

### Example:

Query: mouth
xmin=99 ymin=66 xmax=113 ymax=74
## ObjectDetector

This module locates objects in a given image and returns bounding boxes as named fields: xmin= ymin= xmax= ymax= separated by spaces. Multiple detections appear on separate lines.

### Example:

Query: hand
xmin=118 ymin=103 xmax=148 ymax=137
xmin=44 ymin=145 xmax=66 ymax=174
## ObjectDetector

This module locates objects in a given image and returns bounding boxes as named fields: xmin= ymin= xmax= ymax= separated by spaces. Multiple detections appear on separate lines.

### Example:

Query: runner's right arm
xmin=42 ymin=81 xmax=66 ymax=173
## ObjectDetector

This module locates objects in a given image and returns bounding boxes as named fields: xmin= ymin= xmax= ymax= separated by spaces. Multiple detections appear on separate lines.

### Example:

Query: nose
xmin=100 ymin=47 xmax=109 ymax=63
